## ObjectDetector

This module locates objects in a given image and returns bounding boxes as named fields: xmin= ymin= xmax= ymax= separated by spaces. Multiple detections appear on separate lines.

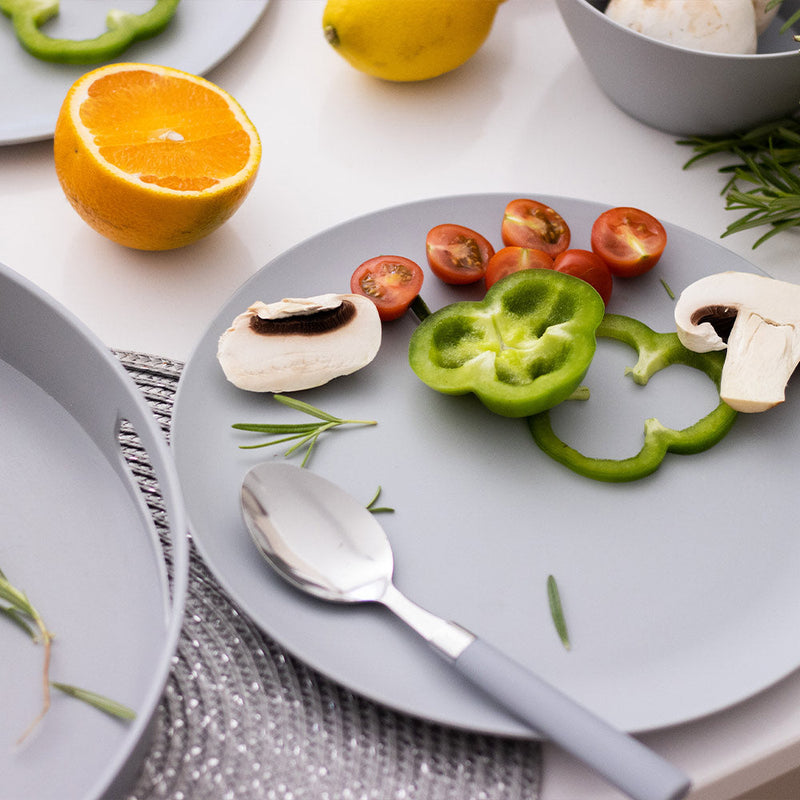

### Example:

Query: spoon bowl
xmin=242 ymin=463 xmax=392 ymax=602
xmin=241 ymin=462 xmax=691 ymax=800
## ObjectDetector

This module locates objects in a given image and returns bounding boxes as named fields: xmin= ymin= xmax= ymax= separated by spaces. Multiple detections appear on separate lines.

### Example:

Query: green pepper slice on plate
xmin=408 ymin=269 xmax=605 ymax=418
xmin=529 ymin=313 xmax=739 ymax=482
xmin=0 ymin=0 xmax=180 ymax=65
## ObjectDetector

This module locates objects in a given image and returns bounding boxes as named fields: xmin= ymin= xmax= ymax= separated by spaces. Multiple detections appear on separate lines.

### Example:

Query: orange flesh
xmin=79 ymin=70 xmax=252 ymax=191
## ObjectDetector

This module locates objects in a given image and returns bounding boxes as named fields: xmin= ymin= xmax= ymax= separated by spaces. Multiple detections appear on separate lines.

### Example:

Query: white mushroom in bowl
xmin=218 ymin=293 xmax=382 ymax=392
xmin=674 ymin=271 xmax=800 ymax=412
xmin=604 ymin=0 xmax=783 ymax=54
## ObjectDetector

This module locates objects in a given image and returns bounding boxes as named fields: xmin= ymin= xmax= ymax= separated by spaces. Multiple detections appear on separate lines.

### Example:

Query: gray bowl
xmin=555 ymin=0 xmax=800 ymax=135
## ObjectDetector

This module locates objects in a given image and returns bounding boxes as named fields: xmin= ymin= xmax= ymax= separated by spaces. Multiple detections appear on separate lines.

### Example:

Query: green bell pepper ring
xmin=407 ymin=269 xmax=606 ymax=418
xmin=529 ymin=313 xmax=739 ymax=482
xmin=0 ymin=0 xmax=180 ymax=65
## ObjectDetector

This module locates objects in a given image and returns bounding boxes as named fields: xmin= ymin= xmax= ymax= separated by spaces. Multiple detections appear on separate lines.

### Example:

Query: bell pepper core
xmin=529 ymin=313 xmax=739 ymax=482
xmin=407 ymin=269 xmax=606 ymax=418
xmin=0 ymin=0 xmax=180 ymax=65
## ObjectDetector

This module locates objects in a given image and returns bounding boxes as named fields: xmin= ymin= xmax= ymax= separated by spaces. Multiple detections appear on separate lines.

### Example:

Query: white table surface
xmin=2 ymin=1 xmax=799 ymax=798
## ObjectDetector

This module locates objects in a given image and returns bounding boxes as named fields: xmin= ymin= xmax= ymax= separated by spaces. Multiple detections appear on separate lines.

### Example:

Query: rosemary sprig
xmin=232 ymin=394 xmax=377 ymax=467
xmin=1 ymin=569 xmax=55 ymax=742
xmin=1 ymin=566 xmax=135 ymax=742
xmin=547 ymin=574 xmax=571 ymax=651
xmin=678 ymin=115 xmax=800 ymax=247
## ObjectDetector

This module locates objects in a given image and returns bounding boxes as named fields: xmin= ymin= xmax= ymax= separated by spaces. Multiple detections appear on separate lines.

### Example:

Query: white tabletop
xmin=1 ymin=1 xmax=799 ymax=798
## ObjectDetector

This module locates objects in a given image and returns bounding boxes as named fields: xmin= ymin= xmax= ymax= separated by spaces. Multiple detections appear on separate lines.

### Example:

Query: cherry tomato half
xmin=553 ymin=249 xmax=613 ymax=306
xmin=484 ymin=246 xmax=554 ymax=289
xmin=590 ymin=206 xmax=667 ymax=277
xmin=350 ymin=255 xmax=424 ymax=321
xmin=426 ymin=224 xmax=495 ymax=285
xmin=501 ymin=198 xmax=571 ymax=257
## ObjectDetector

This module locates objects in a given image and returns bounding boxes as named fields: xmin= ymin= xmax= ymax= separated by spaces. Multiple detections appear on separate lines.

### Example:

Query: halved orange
xmin=54 ymin=63 xmax=261 ymax=251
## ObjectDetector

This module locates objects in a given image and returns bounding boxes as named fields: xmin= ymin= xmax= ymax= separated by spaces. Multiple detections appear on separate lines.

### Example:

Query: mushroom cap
xmin=605 ymin=0 xmax=758 ymax=54
xmin=217 ymin=293 xmax=382 ymax=392
xmin=673 ymin=270 xmax=799 ymax=352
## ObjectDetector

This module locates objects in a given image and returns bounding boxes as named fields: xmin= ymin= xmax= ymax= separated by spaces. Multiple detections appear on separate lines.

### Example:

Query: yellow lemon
xmin=322 ymin=0 xmax=505 ymax=82
xmin=54 ymin=63 xmax=261 ymax=251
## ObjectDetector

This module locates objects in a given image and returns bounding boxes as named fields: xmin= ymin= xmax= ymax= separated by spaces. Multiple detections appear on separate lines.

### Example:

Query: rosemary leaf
xmin=547 ymin=575 xmax=571 ymax=651
xmin=0 ymin=605 xmax=36 ymax=639
xmin=660 ymin=278 xmax=675 ymax=300
xmin=283 ymin=428 xmax=326 ymax=465
xmin=273 ymin=394 xmax=342 ymax=422
xmin=231 ymin=422 xmax=321 ymax=434
xmin=51 ymin=682 xmax=136 ymax=721
xmin=0 ymin=577 xmax=36 ymax=619
xmin=237 ymin=431 xmax=318 ymax=449
xmin=366 ymin=486 xmax=395 ymax=514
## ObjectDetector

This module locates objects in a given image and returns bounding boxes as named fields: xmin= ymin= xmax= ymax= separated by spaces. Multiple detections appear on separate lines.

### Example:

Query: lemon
xmin=322 ymin=0 xmax=505 ymax=82
xmin=54 ymin=63 xmax=261 ymax=251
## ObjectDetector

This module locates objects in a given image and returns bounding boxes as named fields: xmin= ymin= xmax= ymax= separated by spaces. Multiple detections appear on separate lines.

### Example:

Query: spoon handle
xmin=456 ymin=638 xmax=691 ymax=800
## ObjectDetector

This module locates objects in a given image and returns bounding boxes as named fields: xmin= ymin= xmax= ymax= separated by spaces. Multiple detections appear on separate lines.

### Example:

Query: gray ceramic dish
xmin=555 ymin=0 xmax=800 ymax=135
xmin=0 ymin=262 xmax=188 ymax=799
xmin=172 ymin=192 xmax=800 ymax=737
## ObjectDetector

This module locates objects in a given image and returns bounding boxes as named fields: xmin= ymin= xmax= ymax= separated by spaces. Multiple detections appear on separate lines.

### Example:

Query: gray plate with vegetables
xmin=0 ymin=262 xmax=188 ymax=798
xmin=172 ymin=192 xmax=800 ymax=736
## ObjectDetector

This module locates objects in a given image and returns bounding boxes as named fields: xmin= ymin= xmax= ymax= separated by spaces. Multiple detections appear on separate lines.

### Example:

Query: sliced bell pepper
xmin=529 ymin=313 xmax=738 ymax=482
xmin=0 ymin=0 xmax=180 ymax=65
xmin=407 ymin=269 xmax=606 ymax=417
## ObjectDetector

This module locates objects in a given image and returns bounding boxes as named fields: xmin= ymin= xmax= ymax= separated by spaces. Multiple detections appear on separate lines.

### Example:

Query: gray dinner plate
xmin=173 ymin=193 xmax=800 ymax=736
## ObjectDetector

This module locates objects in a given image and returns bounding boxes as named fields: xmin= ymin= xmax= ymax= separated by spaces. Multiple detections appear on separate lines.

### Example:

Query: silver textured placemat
xmin=115 ymin=351 xmax=542 ymax=800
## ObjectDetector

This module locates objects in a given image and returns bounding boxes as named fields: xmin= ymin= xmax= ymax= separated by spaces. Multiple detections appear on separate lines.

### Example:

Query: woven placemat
xmin=115 ymin=351 xmax=542 ymax=800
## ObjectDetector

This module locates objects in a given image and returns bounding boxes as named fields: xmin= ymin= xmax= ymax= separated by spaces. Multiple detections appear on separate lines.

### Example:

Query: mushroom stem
xmin=721 ymin=310 xmax=800 ymax=412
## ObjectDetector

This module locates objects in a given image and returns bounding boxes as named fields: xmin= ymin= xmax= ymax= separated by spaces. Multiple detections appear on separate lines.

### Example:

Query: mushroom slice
xmin=674 ymin=271 xmax=800 ymax=412
xmin=217 ymin=293 xmax=382 ymax=392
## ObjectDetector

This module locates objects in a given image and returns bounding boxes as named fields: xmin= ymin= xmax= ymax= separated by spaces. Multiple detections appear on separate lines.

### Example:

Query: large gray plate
xmin=0 ymin=263 xmax=188 ymax=798
xmin=172 ymin=193 xmax=800 ymax=736
xmin=0 ymin=0 xmax=269 ymax=145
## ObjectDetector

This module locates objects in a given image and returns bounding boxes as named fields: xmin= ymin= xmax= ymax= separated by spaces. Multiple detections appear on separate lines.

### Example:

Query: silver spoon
xmin=241 ymin=461 xmax=690 ymax=800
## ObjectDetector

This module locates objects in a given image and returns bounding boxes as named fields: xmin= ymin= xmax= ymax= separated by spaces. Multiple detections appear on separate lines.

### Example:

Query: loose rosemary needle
xmin=366 ymin=486 xmax=394 ymax=514
xmin=547 ymin=574 xmax=571 ymax=651
xmin=678 ymin=114 xmax=800 ymax=247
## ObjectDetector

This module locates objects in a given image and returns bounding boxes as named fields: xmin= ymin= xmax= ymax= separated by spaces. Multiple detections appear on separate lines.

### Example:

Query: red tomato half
xmin=553 ymin=249 xmax=613 ymax=306
xmin=590 ymin=207 xmax=667 ymax=277
xmin=350 ymin=255 xmax=424 ymax=321
xmin=484 ymin=246 xmax=554 ymax=289
xmin=426 ymin=224 xmax=495 ymax=285
xmin=501 ymin=198 xmax=570 ymax=257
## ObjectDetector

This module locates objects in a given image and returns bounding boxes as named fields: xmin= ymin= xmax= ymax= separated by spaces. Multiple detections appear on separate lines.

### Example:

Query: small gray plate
xmin=0 ymin=0 xmax=269 ymax=145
